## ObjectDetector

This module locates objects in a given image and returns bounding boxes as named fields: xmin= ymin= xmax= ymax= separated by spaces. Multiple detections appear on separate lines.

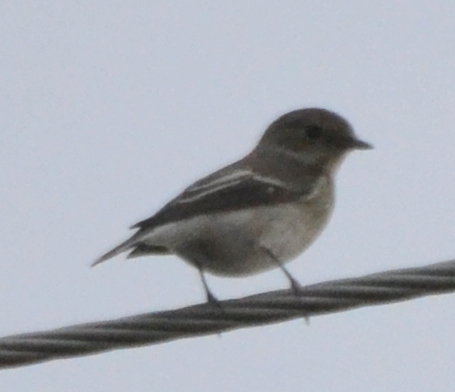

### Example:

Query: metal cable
xmin=1 ymin=260 xmax=454 ymax=369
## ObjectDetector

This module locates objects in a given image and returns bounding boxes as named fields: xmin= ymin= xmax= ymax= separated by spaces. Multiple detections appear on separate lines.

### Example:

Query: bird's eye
xmin=305 ymin=125 xmax=323 ymax=139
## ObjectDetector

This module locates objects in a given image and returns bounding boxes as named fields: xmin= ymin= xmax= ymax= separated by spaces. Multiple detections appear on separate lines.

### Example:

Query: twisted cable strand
xmin=1 ymin=260 xmax=454 ymax=369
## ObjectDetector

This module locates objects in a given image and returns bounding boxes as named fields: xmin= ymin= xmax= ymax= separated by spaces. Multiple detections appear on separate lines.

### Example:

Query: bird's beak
xmin=349 ymin=137 xmax=373 ymax=150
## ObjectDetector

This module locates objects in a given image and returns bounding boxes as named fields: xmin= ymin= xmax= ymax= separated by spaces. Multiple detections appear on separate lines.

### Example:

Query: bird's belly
xmin=142 ymin=202 xmax=332 ymax=276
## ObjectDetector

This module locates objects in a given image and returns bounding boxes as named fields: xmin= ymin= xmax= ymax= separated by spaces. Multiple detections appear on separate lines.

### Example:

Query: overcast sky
xmin=1 ymin=1 xmax=455 ymax=391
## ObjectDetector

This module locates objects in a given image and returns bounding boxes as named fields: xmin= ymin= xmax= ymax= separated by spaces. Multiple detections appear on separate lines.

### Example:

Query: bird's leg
xmin=261 ymin=247 xmax=309 ymax=324
xmin=176 ymin=245 xmax=222 ymax=306
xmin=197 ymin=267 xmax=221 ymax=306
xmin=261 ymin=247 xmax=303 ymax=293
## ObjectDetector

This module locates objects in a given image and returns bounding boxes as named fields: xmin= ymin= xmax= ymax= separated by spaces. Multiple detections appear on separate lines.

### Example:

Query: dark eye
xmin=305 ymin=125 xmax=323 ymax=139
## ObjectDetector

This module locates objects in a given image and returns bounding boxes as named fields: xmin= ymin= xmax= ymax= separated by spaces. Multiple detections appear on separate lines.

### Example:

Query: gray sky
xmin=1 ymin=1 xmax=455 ymax=391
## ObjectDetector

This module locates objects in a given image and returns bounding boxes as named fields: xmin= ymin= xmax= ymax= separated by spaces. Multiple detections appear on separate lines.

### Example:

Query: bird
xmin=93 ymin=108 xmax=372 ymax=303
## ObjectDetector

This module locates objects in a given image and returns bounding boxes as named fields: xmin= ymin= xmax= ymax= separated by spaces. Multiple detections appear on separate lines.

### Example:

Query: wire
xmin=1 ymin=260 xmax=454 ymax=369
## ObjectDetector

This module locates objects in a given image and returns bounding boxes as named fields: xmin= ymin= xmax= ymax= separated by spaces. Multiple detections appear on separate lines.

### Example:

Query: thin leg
xmin=262 ymin=247 xmax=310 ymax=324
xmin=175 ymin=246 xmax=221 ymax=306
xmin=197 ymin=267 xmax=221 ymax=306
xmin=261 ymin=247 xmax=302 ymax=293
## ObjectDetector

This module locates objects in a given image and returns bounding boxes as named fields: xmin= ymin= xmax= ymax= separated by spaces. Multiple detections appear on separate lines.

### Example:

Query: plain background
xmin=1 ymin=1 xmax=455 ymax=391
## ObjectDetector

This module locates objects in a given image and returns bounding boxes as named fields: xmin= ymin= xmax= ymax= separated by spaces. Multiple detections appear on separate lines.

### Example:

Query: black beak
xmin=350 ymin=138 xmax=373 ymax=150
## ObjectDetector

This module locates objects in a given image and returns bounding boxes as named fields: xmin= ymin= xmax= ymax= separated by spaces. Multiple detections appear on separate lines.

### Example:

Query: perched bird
xmin=94 ymin=108 xmax=372 ymax=303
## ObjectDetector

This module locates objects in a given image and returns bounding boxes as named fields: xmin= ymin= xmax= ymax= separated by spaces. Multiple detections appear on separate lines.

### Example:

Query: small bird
xmin=94 ymin=108 xmax=372 ymax=303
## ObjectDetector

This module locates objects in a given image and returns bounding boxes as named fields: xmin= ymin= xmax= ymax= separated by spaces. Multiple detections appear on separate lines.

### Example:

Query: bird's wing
xmin=93 ymin=159 xmax=322 ymax=266
xmin=131 ymin=162 xmax=309 ymax=231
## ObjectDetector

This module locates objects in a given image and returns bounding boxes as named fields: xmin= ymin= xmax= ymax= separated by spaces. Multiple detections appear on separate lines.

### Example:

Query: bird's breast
xmin=256 ymin=191 xmax=333 ymax=263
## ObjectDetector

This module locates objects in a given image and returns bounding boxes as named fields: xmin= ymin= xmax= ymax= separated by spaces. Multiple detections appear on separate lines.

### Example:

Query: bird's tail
xmin=91 ymin=236 xmax=138 ymax=267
